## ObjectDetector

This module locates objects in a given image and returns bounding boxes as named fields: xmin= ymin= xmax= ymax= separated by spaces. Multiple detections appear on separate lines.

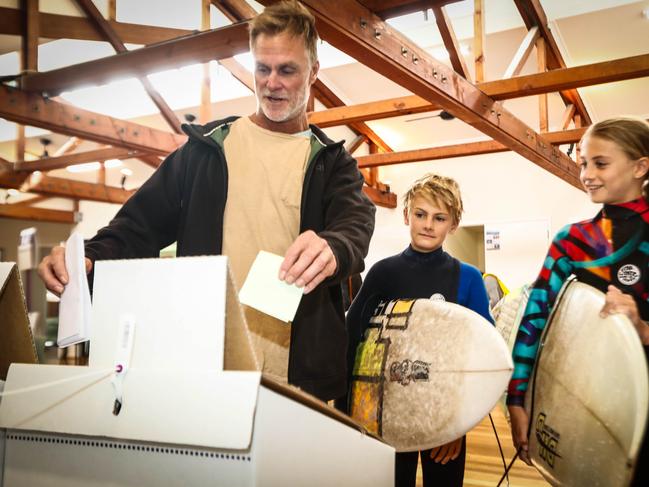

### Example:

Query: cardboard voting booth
xmin=0 ymin=256 xmax=394 ymax=486
xmin=0 ymin=262 xmax=38 ymax=381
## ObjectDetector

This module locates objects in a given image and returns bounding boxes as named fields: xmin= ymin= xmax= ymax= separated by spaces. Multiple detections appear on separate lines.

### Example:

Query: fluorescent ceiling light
xmin=104 ymin=159 xmax=123 ymax=168
xmin=67 ymin=162 xmax=101 ymax=173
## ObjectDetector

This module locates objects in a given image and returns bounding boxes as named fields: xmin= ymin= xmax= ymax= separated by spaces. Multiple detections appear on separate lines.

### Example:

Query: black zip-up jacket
xmin=85 ymin=116 xmax=376 ymax=400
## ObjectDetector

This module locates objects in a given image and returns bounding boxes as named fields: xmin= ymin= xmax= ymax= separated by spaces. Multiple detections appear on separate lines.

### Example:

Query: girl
xmin=507 ymin=117 xmax=649 ymax=486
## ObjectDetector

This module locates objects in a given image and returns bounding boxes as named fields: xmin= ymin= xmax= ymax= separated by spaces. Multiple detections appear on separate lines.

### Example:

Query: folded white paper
xmin=57 ymin=233 xmax=92 ymax=347
xmin=239 ymin=251 xmax=303 ymax=323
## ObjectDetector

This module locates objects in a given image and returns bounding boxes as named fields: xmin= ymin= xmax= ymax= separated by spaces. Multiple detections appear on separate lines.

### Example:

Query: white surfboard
xmin=524 ymin=279 xmax=648 ymax=486
xmin=349 ymin=298 xmax=513 ymax=452
xmin=493 ymin=284 xmax=530 ymax=418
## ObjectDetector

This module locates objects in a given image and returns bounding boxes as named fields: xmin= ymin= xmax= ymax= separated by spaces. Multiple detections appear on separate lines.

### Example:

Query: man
xmin=38 ymin=0 xmax=376 ymax=402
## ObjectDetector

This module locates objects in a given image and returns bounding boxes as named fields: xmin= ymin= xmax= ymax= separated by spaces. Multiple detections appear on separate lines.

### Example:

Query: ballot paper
xmin=57 ymin=233 xmax=92 ymax=347
xmin=239 ymin=251 xmax=303 ymax=323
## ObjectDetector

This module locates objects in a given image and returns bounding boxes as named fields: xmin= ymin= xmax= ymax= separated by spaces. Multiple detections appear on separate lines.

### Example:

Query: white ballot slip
xmin=239 ymin=251 xmax=303 ymax=323
xmin=57 ymin=233 xmax=92 ymax=347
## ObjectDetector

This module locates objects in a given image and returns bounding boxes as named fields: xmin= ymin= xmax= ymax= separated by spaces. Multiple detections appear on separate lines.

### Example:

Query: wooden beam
xmin=137 ymin=155 xmax=164 ymax=168
xmin=107 ymin=0 xmax=116 ymax=21
xmin=0 ymin=204 xmax=77 ymax=224
xmin=483 ymin=54 xmax=649 ymax=99
xmin=363 ymin=185 xmax=397 ymax=208
xmin=355 ymin=122 xmax=649 ymax=169
xmin=432 ymin=5 xmax=470 ymax=81
xmin=308 ymin=54 xmax=649 ymax=127
xmin=53 ymin=137 xmax=83 ymax=156
xmin=0 ymin=7 xmax=193 ymax=45
xmin=312 ymin=80 xmax=393 ymax=152
xmin=219 ymin=57 xmax=255 ymax=90
xmin=201 ymin=0 xmax=213 ymax=124
xmin=0 ymin=170 xmax=133 ymax=204
xmin=345 ymin=134 xmax=367 ymax=154
xmin=211 ymin=0 xmax=257 ymax=20
xmin=357 ymin=140 xmax=506 ymax=168
xmin=15 ymin=147 xmax=145 ymax=172
xmin=20 ymin=22 xmax=251 ymax=96
xmin=20 ymin=0 xmax=39 ymax=74
xmin=293 ymin=0 xmax=581 ymax=189
xmin=473 ymin=0 xmax=485 ymax=83
xmin=0 ymin=85 xmax=185 ymax=157
xmin=537 ymin=36 xmax=548 ymax=133
xmin=7 ymin=195 xmax=50 ymax=207
xmin=72 ymin=0 xmax=183 ymax=133
xmin=513 ymin=0 xmax=591 ymax=125
xmin=503 ymin=26 xmax=539 ymax=79
xmin=561 ymin=104 xmax=576 ymax=130
xmin=98 ymin=161 xmax=106 ymax=185
xmin=358 ymin=0 xmax=460 ymax=20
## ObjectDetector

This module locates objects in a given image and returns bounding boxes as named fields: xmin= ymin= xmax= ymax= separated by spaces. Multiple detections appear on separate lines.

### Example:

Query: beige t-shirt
xmin=223 ymin=116 xmax=311 ymax=383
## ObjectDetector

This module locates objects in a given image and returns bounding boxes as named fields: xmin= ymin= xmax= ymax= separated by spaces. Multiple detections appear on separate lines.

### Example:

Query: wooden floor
xmin=416 ymin=406 xmax=549 ymax=487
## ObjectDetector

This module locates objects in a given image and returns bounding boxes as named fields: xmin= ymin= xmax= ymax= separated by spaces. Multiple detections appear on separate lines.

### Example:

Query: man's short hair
xmin=249 ymin=0 xmax=319 ymax=66
xmin=402 ymin=173 xmax=464 ymax=225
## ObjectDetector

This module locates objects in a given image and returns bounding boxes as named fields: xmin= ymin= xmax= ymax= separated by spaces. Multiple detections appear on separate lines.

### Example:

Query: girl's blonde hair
xmin=402 ymin=173 xmax=463 ymax=225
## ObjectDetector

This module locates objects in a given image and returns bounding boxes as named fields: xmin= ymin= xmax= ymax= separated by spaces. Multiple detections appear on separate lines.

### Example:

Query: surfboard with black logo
xmin=349 ymin=298 xmax=513 ymax=452
xmin=524 ymin=278 xmax=648 ymax=486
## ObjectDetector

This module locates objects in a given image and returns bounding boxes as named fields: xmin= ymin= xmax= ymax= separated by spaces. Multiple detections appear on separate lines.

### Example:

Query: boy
xmin=346 ymin=173 xmax=492 ymax=487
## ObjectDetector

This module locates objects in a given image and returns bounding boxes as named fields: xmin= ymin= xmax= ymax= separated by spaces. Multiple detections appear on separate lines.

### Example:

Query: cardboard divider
xmin=0 ymin=263 xmax=38 ymax=381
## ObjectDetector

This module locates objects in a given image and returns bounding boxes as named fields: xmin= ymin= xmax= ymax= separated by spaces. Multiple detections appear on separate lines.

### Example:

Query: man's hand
xmin=37 ymin=245 xmax=93 ymax=296
xmin=429 ymin=437 xmax=463 ymax=464
xmin=601 ymin=285 xmax=649 ymax=344
xmin=508 ymin=405 xmax=532 ymax=465
xmin=280 ymin=230 xmax=337 ymax=294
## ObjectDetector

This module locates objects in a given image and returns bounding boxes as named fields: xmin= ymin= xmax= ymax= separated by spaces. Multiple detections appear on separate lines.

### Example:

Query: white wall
xmin=365 ymin=150 xmax=599 ymax=287
xmin=74 ymin=200 xmax=122 ymax=239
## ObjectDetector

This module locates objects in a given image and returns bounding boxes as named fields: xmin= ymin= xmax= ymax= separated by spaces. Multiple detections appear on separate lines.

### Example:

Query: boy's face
xmin=403 ymin=194 xmax=457 ymax=253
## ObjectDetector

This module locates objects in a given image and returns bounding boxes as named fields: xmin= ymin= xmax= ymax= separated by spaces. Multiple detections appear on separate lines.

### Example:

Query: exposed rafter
xmin=0 ymin=7 xmax=192 ymax=45
xmin=358 ymin=0 xmax=460 ymax=20
xmin=0 ymin=170 xmax=133 ymax=204
xmin=503 ymin=26 xmax=539 ymax=79
xmin=354 ymin=121 xmax=649 ymax=169
xmin=431 ymin=5 xmax=470 ymax=81
xmin=0 ymin=204 xmax=77 ymax=224
xmin=513 ymin=0 xmax=592 ymax=125
xmin=20 ymin=22 xmax=251 ymax=96
xmin=308 ymin=54 xmax=649 ymax=127
xmin=73 ymin=0 xmax=183 ymax=133
xmin=0 ymin=85 xmax=186 ymax=156
xmin=5 ymin=195 xmax=50 ymax=207
xmin=15 ymin=147 xmax=145 ymax=173
xmin=312 ymin=80 xmax=392 ymax=153
xmin=288 ymin=0 xmax=581 ymax=189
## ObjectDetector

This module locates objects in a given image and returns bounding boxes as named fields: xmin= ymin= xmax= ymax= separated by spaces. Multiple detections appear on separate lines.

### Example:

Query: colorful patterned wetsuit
xmin=507 ymin=198 xmax=649 ymax=485
xmin=507 ymin=198 xmax=649 ymax=406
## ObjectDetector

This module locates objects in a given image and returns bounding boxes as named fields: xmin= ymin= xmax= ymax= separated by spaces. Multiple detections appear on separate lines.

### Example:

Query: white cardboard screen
xmin=89 ymin=257 xmax=227 ymax=371
xmin=0 ymin=364 xmax=261 ymax=450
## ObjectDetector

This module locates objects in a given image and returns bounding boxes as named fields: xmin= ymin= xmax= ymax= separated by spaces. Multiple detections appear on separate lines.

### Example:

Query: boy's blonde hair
xmin=249 ymin=0 xmax=319 ymax=66
xmin=402 ymin=173 xmax=464 ymax=225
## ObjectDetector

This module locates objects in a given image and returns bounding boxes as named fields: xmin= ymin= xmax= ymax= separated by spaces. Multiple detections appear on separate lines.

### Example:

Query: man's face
xmin=252 ymin=31 xmax=318 ymax=124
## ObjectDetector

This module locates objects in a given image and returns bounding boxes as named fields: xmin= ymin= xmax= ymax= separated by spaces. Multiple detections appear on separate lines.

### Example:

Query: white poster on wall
xmin=485 ymin=230 xmax=501 ymax=251
xmin=483 ymin=219 xmax=550 ymax=290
